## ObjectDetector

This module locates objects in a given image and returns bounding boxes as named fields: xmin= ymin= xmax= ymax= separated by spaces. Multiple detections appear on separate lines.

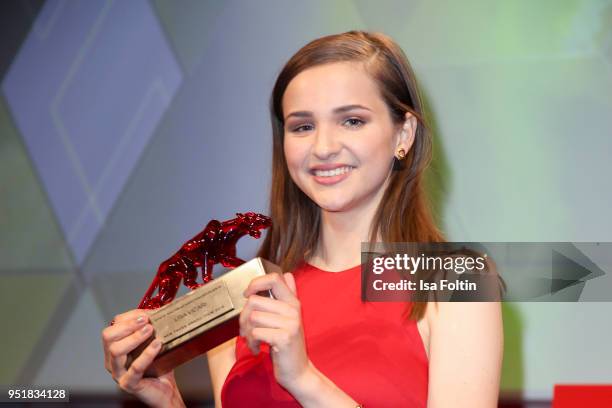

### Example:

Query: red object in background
xmin=553 ymin=385 xmax=612 ymax=408
xmin=138 ymin=212 xmax=272 ymax=309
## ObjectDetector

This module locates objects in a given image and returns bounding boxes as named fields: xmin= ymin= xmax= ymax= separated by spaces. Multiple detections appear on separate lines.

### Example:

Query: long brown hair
xmin=256 ymin=30 xmax=445 ymax=320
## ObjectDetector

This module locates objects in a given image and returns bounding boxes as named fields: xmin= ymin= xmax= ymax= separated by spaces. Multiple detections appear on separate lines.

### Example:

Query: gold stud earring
xmin=396 ymin=148 xmax=406 ymax=160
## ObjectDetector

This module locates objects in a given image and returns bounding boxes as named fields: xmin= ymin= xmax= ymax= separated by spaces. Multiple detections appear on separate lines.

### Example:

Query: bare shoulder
xmin=427 ymin=301 xmax=502 ymax=327
xmin=206 ymin=337 xmax=237 ymax=407
xmin=426 ymin=301 xmax=503 ymax=354
xmin=425 ymin=301 xmax=503 ymax=408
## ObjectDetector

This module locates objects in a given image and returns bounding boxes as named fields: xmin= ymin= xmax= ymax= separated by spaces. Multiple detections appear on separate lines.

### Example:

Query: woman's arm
xmin=426 ymin=301 xmax=503 ymax=408
xmin=280 ymin=362 xmax=361 ymax=408
xmin=242 ymin=272 xmax=360 ymax=408
xmin=206 ymin=337 xmax=237 ymax=408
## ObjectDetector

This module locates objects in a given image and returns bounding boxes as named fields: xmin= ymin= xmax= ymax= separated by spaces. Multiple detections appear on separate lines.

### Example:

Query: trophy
xmin=126 ymin=212 xmax=280 ymax=376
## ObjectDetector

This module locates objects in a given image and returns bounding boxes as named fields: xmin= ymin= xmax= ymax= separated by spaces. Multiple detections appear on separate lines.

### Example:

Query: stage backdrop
xmin=1 ymin=0 xmax=611 ymax=402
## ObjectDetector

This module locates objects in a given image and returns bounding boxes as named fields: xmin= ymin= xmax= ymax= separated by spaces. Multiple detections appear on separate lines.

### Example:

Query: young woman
xmin=102 ymin=30 xmax=503 ymax=407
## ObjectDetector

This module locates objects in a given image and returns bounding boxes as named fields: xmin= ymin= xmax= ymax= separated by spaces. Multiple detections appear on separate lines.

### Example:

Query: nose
xmin=312 ymin=124 xmax=342 ymax=160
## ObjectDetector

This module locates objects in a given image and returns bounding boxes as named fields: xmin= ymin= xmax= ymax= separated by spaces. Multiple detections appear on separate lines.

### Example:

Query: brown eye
xmin=292 ymin=124 xmax=314 ymax=133
xmin=343 ymin=118 xmax=365 ymax=128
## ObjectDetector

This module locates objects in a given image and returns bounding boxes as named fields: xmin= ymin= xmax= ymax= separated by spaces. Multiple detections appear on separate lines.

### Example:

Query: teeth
xmin=314 ymin=166 xmax=354 ymax=177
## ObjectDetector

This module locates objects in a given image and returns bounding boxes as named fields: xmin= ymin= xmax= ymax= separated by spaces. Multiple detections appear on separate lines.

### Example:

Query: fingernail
xmin=141 ymin=324 xmax=151 ymax=334
xmin=152 ymin=339 xmax=161 ymax=349
xmin=136 ymin=315 xmax=146 ymax=324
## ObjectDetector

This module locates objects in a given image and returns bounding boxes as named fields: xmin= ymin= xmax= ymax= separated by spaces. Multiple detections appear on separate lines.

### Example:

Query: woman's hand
xmin=239 ymin=272 xmax=313 ymax=392
xmin=101 ymin=309 xmax=185 ymax=408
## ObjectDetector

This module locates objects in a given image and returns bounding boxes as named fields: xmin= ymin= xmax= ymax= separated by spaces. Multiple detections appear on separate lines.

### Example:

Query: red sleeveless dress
xmin=221 ymin=261 xmax=429 ymax=407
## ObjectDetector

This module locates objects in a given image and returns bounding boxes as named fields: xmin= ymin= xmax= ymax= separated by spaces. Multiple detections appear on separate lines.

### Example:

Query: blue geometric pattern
xmin=2 ymin=0 xmax=182 ymax=265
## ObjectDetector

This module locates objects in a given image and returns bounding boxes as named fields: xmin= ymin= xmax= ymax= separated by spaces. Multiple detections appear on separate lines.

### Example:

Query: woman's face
xmin=282 ymin=61 xmax=413 ymax=214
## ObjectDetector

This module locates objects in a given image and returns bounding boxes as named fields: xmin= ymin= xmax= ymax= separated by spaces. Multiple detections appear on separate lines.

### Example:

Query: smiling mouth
xmin=310 ymin=166 xmax=355 ymax=177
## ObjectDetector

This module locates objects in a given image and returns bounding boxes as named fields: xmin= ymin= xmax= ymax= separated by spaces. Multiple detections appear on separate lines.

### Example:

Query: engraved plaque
xmin=127 ymin=257 xmax=282 ymax=376
xmin=150 ymin=280 xmax=235 ymax=347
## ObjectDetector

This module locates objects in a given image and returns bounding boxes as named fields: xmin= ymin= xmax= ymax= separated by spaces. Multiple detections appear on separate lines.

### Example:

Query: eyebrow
xmin=284 ymin=104 xmax=372 ymax=121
